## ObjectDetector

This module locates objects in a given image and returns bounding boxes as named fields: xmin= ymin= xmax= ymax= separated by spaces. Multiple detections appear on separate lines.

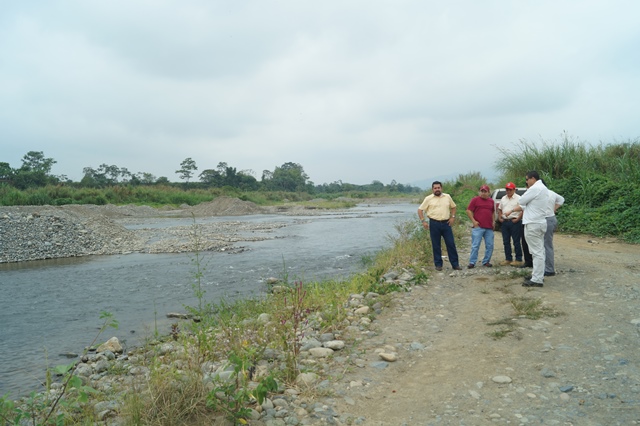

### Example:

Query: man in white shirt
xmin=503 ymin=171 xmax=549 ymax=287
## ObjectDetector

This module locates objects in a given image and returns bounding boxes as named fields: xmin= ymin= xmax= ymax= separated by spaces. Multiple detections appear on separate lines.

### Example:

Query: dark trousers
xmin=522 ymin=229 xmax=533 ymax=266
xmin=429 ymin=219 xmax=459 ymax=268
xmin=501 ymin=220 xmax=523 ymax=261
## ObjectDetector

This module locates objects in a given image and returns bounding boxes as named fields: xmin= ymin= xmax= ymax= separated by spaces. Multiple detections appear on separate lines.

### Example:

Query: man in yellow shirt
xmin=417 ymin=181 xmax=462 ymax=271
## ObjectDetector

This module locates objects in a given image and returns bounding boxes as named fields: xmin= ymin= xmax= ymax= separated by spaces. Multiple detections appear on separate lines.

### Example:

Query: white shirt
xmin=518 ymin=180 xmax=548 ymax=224
xmin=499 ymin=193 xmax=521 ymax=219
xmin=546 ymin=190 xmax=565 ymax=218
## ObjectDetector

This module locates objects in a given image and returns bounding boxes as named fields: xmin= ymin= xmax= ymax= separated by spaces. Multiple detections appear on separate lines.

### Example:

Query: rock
xmin=96 ymin=337 xmax=122 ymax=354
xmin=166 ymin=312 xmax=190 ymax=319
xmin=300 ymin=338 xmax=322 ymax=351
xmin=296 ymin=372 xmax=320 ymax=386
xmin=540 ymin=368 xmax=556 ymax=378
xmin=378 ymin=352 xmax=398 ymax=362
xmin=354 ymin=306 xmax=370 ymax=315
xmin=323 ymin=340 xmax=345 ymax=350
xmin=491 ymin=375 xmax=512 ymax=384
xmin=308 ymin=347 xmax=334 ymax=358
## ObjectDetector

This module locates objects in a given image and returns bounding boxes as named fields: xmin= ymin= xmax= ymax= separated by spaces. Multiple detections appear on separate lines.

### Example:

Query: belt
xmin=429 ymin=218 xmax=449 ymax=223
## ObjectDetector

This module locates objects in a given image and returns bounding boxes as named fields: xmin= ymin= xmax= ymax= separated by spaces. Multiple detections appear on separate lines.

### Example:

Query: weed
xmin=509 ymin=296 xmax=563 ymax=320
xmin=206 ymin=353 xmax=278 ymax=424
xmin=272 ymin=281 xmax=309 ymax=381
xmin=487 ymin=328 xmax=514 ymax=340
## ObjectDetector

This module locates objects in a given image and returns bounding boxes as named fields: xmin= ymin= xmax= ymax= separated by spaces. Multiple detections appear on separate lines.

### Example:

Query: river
xmin=0 ymin=202 xmax=417 ymax=397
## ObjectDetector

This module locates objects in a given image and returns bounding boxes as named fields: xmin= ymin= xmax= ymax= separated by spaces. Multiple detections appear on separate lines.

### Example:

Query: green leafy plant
xmin=206 ymin=353 xmax=278 ymax=425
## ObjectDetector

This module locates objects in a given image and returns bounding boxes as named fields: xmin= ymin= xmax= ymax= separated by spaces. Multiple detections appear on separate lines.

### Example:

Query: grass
xmin=484 ymin=295 xmax=564 ymax=340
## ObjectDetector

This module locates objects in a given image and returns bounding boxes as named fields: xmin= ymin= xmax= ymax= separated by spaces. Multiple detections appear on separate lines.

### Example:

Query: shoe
xmin=524 ymin=274 xmax=532 ymax=280
xmin=453 ymin=266 xmax=462 ymax=271
xmin=519 ymin=263 xmax=533 ymax=268
xmin=544 ymin=271 xmax=556 ymax=276
xmin=522 ymin=279 xmax=543 ymax=287
xmin=435 ymin=266 xmax=443 ymax=271
xmin=467 ymin=263 xmax=475 ymax=269
xmin=499 ymin=260 xmax=512 ymax=266
xmin=483 ymin=263 xmax=493 ymax=267
xmin=510 ymin=260 xmax=523 ymax=267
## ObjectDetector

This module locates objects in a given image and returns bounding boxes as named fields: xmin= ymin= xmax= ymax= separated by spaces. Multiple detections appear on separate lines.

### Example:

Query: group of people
xmin=417 ymin=171 xmax=564 ymax=287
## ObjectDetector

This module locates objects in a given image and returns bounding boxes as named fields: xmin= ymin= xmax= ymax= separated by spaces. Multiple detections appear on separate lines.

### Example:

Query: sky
xmin=2 ymin=1 xmax=639 ymax=188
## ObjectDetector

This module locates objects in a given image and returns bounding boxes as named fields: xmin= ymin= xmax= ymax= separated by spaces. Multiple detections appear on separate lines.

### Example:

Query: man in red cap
xmin=465 ymin=184 xmax=496 ymax=268
xmin=497 ymin=182 xmax=524 ymax=266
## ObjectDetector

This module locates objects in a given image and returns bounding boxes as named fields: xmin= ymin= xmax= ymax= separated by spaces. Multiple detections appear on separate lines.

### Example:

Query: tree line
xmin=0 ymin=151 xmax=421 ymax=194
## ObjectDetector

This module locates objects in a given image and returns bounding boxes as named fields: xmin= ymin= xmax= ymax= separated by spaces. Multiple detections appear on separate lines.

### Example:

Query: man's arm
xmin=418 ymin=208 xmax=429 ymax=229
xmin=466 ymin=208 xmax=477 ymax=227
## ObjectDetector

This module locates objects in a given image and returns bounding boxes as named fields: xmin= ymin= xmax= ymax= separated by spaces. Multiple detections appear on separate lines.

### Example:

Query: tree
xmin=20 ymin=151 xmax=56 ymax=174
xmin=135 ymin=172 xmax=157 ymax=185
xmin=268 ymin=162 xmax=310 ymax=192
xmin=0 ymin=162 xmax=13 ymax=181
xmin=199 ymin=168 xmax=222 ymax=186
xmin=176 ymin=158 xmax=198 ymax=185
xmin=10 ymin=151 xmax=58 ymax=189
xmin=81 ymin=164 xmax=125 ymax=187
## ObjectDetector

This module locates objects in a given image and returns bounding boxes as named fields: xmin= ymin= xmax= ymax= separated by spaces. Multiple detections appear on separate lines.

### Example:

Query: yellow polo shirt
xmin=419 ymin=194 xmax=456 ymax=221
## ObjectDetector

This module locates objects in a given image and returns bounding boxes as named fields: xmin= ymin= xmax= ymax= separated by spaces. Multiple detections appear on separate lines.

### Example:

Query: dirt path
xmin=329 ymin=234 xmax=640 ymax=425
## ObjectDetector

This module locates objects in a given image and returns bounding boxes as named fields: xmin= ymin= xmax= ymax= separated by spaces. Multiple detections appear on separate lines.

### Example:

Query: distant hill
xmin=410 ymin=170 xmax=498 ymax=190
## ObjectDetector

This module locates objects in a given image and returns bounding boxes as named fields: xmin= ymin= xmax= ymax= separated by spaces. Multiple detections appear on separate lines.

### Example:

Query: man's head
xmin=525 ymin=171 xmax=540 ymax=188
xmin=505 ymin=182 xmax=516 ymax=197
xmin=431 ymin=181 xmax=443 ymax=196
xmin=479 ymin=184 xmax=490 ymax=199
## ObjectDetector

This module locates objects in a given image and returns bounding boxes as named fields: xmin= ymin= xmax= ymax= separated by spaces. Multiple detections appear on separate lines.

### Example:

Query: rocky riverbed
xmin=0 ymin=198 xmax=311 ymax=263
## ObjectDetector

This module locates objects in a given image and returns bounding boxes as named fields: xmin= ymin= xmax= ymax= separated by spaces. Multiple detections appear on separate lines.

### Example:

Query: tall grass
xmin=494 ymin=133 xmax=640 ymax=243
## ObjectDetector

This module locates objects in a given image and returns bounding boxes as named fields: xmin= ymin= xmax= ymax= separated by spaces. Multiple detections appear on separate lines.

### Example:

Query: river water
xmin=0 ymin=203 xmax=416 ymax=397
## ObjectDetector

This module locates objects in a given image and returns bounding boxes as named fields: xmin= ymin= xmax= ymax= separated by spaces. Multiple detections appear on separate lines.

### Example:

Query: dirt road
xmin=330 ymin=234 xmax=640 ymax=425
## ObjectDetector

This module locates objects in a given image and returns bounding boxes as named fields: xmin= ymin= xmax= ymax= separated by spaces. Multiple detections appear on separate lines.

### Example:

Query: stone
xmin=296 ymin=372 xmax=320 ymax=386
xmin=96 ymin=337 xmax=122 ymax=354
xmin=491 ymin=375 xmax=512 ymax=384
xmin=379 ymin=352 xmax=398 ymax=362
xmin=308 ymin=347 xmax=334 ymax=358
xmin=323 ymin=340 xmax=345 ymax=350
xmin=354 ymin=306 xmax=370 ymax=315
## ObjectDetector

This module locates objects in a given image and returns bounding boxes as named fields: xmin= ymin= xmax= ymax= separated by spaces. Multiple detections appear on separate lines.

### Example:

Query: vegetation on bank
xmin=0 ymin=184 xmax=414 ymax=208
xmin=0 ymin=152 xmax=422 ymax=198
xmin=494 ymin=134 xmax=640 ymax=243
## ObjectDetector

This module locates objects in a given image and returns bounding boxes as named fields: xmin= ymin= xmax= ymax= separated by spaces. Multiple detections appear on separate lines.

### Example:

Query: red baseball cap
xmin=480 ymin=185 xmax=490 ymax=192
xmin=505 ymin=182 xmax=516 ymax=189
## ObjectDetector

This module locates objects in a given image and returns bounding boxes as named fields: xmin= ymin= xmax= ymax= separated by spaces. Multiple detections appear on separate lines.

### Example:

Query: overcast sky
xmin=2 ymin=1 xmax=639 ymax=187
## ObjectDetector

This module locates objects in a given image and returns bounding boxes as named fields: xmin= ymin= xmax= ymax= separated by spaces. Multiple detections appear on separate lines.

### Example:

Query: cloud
xmin=1 ymin=1 xmax=639 ymax=185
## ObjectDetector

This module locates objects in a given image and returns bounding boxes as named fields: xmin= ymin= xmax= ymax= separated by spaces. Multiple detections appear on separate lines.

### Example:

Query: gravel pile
xmin=0 ymin=206 xmax=142 ymax=263
xmin=0 ymin=202 xmax=292 ymax=264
